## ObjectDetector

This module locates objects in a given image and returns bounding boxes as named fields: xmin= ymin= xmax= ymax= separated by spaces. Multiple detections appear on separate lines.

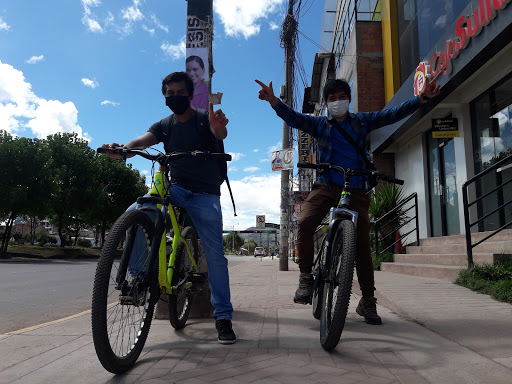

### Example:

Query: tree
xmin=46 ymin=133 xmax=97 ymax=246
xmin=92 ymin=154 xmax=148 ymax=247
xmin=223 ymin=233 xmax=244 ymax=252
xmin=0 ymin=132 xmax=51 ymax=253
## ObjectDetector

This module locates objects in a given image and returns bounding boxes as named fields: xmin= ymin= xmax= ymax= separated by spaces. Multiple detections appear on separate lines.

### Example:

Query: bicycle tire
xmin=168 ymin=226 xmax=199 ymax=329
xmin=312 ymin=248 xmax=325 ymax=320
xmin=91 ymin=209 xmax=158 ymax=374
xmin=320 ymin=219 xmax=356 ymax=351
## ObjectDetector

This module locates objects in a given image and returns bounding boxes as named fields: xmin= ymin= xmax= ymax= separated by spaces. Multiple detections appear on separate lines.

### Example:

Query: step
xmin=417 ymin=229 xmax=512 ymax=246
xmin=393 ymin=253 xmax=496 ymax=266
xmin=406 ymin=241 xmax=512 ymax=255
xmin=380 ymin=262 xmax=464 ymax=281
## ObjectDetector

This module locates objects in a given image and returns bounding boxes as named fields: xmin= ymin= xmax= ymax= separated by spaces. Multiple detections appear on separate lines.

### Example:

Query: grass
xmin=372 ymin=251 xmax=394 ymax=271
xmin=455 ymin=260 xmax=512 ymax=304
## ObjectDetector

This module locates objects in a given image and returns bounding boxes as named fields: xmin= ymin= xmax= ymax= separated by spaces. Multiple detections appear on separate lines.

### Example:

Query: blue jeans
xmin=128 ymin=182 xmax=233 ymax=320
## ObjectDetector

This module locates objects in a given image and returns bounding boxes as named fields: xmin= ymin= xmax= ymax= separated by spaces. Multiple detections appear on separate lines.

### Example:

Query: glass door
xmin=428 ymin=135 xmax=461 ymax=236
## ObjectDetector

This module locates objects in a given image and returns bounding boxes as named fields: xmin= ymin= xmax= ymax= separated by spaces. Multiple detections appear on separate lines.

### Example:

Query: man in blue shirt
xmin=256 ymin=76 xmax=440 ymax=324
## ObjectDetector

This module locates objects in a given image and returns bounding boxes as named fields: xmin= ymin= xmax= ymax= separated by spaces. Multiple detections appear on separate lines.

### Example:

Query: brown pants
xmin=297 ymin=182 xmax=375 ymax=297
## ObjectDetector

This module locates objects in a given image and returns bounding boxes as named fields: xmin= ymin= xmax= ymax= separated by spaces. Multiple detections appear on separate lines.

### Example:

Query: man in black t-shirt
xmin=102 ymin=72 xmax=236 ymax=345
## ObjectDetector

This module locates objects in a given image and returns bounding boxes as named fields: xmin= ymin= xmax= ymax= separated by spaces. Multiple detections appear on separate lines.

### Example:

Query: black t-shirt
xmin=148 ymin=110 xmax=224 ymax=195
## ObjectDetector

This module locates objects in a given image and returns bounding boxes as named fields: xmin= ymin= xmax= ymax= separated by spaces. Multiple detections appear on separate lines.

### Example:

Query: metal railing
xmin=372 ymin=193 xmax=420 ymax=259
xmin=462 ymin=153 xmax=512 ymax=267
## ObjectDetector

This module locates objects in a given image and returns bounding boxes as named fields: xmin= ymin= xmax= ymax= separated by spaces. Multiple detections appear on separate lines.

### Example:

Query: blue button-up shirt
xmin=272 ymin=96 xmax=423 ymax=190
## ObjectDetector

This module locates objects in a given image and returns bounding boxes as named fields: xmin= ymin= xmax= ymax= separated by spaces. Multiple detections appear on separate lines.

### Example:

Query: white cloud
xmin=253 ymin=149 xmax=260 ymax=153
xmin=214 ymin=0 xmax=284 ymax=39
xmin=81 ymin=78 xmax=99 ymax=88
xmin=0 ymin=16 xmax=10 ymax=31
xmin=100 ymin=100 xmax=120 ymax=106
xmin=26 ymin=55 xmax=44 ymax=64
xmin=244 ymin=166 xmax=260 ymax=172
xmin=81 ymin=0 xmax=104 ymax=33
xmin=150 ymin=15 xmax=168 ymax=33
xmin=229 ymin=152 xmax=246 ymax=161
xmin=0 ymin=60 xmax=89 ymax=140
xmin=122 ymin=0 xmax=143 ymax=22
xmin=269 ymin=21 xmax=279 ymax=30
xmin=161 ymin=40 xmax=186 ymax=60
xmin=142 ymin=25 xmax=155 ymax=35
xmin=221 ymin=173 xmax=281 ymax=229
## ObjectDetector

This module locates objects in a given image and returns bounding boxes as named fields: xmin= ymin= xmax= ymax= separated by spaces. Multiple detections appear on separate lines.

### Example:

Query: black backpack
xmin=161 ymin=111 xmax=237 ymax=216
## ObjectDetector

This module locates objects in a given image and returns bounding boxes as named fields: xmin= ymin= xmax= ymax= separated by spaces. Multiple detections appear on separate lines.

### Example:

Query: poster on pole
xmin=271 ymin=148 xmax=294 ymax=171
xmin=186 ymin=1 xmax=212 ymax=110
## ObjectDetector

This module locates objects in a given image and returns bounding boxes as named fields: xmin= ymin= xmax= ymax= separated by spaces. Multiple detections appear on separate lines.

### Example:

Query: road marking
xmin=1 ymin=309 xmax=92 ymax=336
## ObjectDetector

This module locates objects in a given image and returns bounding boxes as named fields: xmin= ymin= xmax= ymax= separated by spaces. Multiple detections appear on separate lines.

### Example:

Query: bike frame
xmin=317 ymin=174 xmax=359 ymax=280
xmin=139 ymin=168 xmax=198 ymax=295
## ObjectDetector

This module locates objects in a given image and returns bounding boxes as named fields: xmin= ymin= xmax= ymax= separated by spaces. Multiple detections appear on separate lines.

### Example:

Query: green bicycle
xmin=91 ymin=147 xmax=231 ymax=374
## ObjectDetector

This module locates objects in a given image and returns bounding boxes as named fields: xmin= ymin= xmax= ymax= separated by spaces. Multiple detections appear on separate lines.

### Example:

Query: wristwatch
xmin=420 ymin=92 xmax=430 ymax=101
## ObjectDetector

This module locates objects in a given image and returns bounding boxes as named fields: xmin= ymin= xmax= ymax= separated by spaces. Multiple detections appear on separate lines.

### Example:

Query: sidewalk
xmin=1 ymin=257 xmax=511 ymax=384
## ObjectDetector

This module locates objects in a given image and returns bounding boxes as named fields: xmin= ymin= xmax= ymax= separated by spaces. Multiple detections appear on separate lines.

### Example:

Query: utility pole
xmin=278 ymin=0 xmax=296 ymax=271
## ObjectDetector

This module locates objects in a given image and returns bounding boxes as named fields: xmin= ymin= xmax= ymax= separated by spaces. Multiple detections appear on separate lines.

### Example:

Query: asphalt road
xmin=0 ymin=255 xmax=250 ymax=334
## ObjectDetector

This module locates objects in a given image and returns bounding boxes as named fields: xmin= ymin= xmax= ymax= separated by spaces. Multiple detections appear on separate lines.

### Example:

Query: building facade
xmin=309 ymin=0 xmax=512 ymax=240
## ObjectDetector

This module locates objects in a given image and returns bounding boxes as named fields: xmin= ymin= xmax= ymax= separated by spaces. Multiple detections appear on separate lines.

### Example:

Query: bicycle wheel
xmin=320 ymin=219 xmax=356 ymax=351
xmin=312 ymin=249 xmax=325 ymax=320
xmin=91 ymin=209 xmax=159 ymax=374
xmin=168 ymin=226 xmax=199 ymax=329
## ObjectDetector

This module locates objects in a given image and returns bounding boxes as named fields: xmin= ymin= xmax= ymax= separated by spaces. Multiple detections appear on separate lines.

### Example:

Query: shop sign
xmin=298 ymin=130 xmax=312 ymax=163
xmin=414 ymin=0 xmax=510 ymax=89
xmin=432 ymin=118 xmax=459 ymax=138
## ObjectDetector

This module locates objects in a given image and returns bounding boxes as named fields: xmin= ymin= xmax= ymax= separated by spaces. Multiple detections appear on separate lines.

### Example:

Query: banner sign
xmin=298 ymin=130 xmax=312 ymax=163
xmin=186 ymin=1 xmax=212 ymax=110
xmin=271 ymin=148 xmax=294 ymax=171
xmin=432 ymin=118 xmax=459 ymax=138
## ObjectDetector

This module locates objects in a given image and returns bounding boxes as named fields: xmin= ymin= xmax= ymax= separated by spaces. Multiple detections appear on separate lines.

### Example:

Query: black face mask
xmin=165 ymin=95 xmax=190 ymax=114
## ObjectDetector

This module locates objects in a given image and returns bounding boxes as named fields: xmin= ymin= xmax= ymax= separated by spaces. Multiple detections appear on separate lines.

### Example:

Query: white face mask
xmin=327 ymin=100 xmax=349 ymax=117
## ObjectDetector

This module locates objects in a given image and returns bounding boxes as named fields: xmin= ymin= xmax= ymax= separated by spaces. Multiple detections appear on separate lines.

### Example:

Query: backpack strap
xmin=203 ymin=110 xmax=237 ymax=217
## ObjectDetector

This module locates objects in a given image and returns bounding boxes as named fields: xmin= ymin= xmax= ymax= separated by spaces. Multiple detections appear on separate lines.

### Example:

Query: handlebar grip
xmin=297 ymin=162 xmax=317 ymax=169
xmin=96 ymin=147 xmax=110 ymax=154
xmin=381 ymin=175 xmax=404 ymax=185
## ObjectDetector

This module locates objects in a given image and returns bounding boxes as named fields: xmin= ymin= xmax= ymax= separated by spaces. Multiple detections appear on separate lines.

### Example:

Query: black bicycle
xmin=297 ymin=162 xmax=403 ymax=351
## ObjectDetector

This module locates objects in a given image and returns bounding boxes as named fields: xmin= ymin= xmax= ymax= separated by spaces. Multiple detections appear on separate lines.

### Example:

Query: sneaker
xmin=356 ymin=296 xmax=382 ymax=325
xmin=216 ymin=319 xmax=237 ymax=344
xmin=293 ymin=272 xmax=313 ymax=304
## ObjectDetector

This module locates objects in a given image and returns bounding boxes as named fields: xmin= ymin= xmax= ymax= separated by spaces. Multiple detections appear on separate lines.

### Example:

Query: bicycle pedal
xmin=293 ymin=297 xmax=312 ymax=305
xmin=119 ymin=295 xmax=134 ymax=305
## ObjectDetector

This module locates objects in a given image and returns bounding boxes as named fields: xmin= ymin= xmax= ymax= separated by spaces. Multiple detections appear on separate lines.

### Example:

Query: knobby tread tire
xmin=91 ymin=209 xmax=158 ymax=374
xmin=320 ymin=219 xmax=356 ymax=351
xmin=168 ymin=226 xmax=199 ymax=329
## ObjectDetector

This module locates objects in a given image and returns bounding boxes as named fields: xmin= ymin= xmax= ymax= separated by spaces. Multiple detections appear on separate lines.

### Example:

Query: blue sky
xmin=0 ymin=0 xmax=324 ymax=230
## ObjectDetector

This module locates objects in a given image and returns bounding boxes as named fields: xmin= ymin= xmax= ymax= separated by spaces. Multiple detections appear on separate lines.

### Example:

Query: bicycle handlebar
xmin=97 ymin=147 xmax=232 ymax=164
xmin=297 ymin=162 xmax=404 ymax=185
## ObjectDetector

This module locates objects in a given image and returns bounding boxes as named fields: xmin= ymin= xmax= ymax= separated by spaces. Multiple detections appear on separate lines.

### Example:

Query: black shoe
xmin=216 ymin=319 xmax=237 ymax=344
xmin=356 ymin=296 xmax=382 ymax=325
xmin=293 ymin=272 xmax=313 ymax=304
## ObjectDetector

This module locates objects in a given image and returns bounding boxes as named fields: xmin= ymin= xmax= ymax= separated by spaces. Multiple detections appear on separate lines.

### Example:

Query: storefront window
xmin=471 ymin=74 xmax=512 ymax=231
xmin=397 ymin=0 xmax=471 ymax=85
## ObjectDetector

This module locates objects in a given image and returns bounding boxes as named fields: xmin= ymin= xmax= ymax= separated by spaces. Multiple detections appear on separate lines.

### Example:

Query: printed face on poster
xmin=186 ymin=48 xmax=209 ymax=110
xmin=271 ymin=148 xmax=294 ymax=171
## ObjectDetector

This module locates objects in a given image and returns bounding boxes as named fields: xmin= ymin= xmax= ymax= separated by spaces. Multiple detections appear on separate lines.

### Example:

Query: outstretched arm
xmin=255 ymin=78 xmax=321 ymax=137
xmin=101 ymin=132 xmax=158 ymax=159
